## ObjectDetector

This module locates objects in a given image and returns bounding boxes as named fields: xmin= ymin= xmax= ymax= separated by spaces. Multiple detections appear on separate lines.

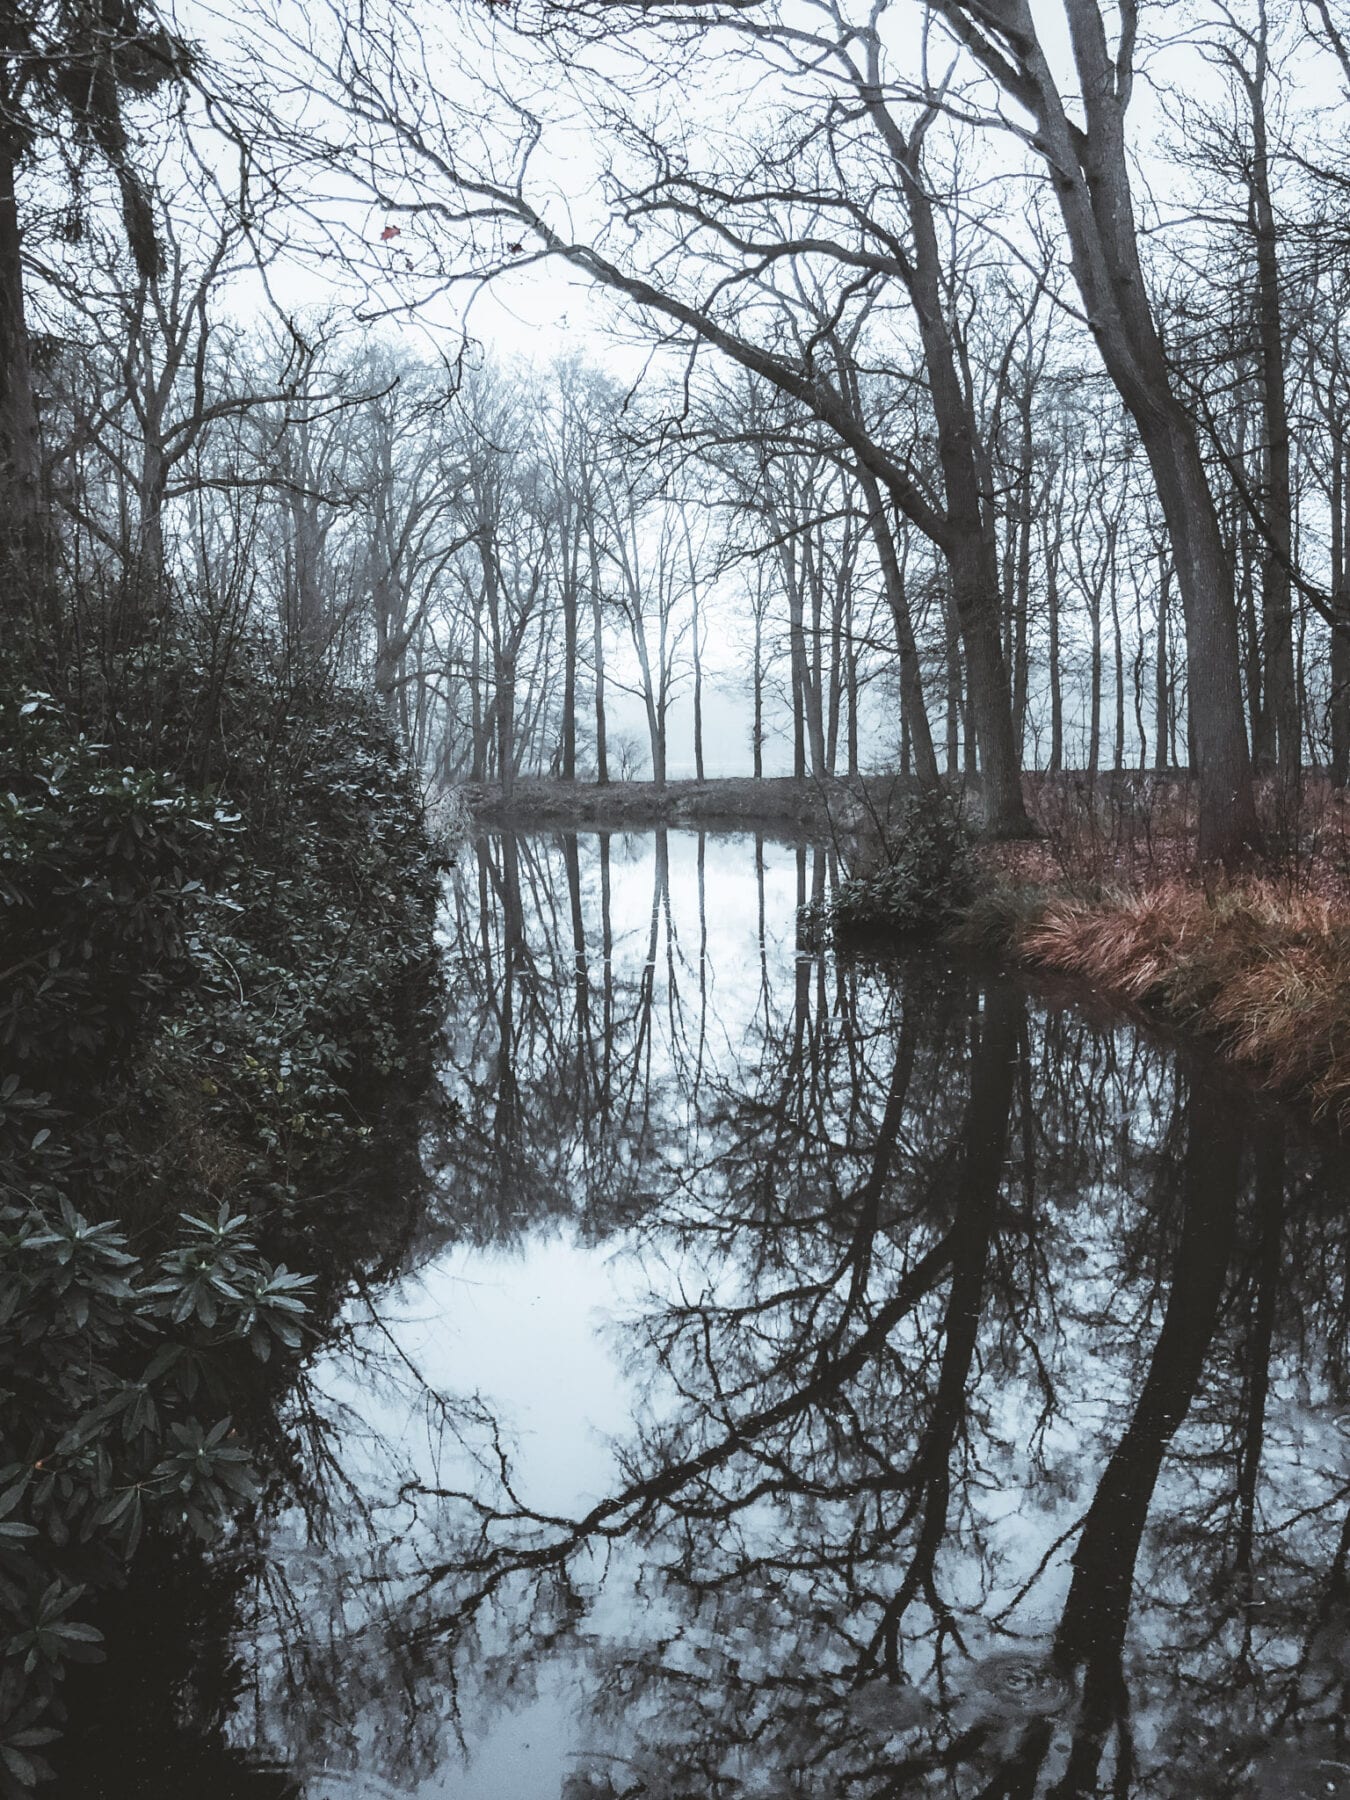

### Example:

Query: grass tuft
xmin=1016 ymin=879 xmax=1350 ymax=1126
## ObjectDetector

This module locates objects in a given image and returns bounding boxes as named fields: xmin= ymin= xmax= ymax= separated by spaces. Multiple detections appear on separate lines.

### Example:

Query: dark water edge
xmin=456 ymin=773 xmax=910 ymax=834
xmin=39 ymin=828 xmax=1350 ymax=1800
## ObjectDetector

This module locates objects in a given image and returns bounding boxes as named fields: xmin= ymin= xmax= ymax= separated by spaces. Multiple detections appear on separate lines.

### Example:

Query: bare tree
xmin=923 ymin=0 xmax=1258 ymax=860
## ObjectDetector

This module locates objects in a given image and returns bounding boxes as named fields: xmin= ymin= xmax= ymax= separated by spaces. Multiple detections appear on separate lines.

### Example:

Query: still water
xmin=218 ymin=831 xmax=1350 ymax=1796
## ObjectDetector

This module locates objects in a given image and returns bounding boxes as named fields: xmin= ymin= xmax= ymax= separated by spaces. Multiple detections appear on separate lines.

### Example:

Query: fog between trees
xmin=7 ymin=0 xmax=1350 ymax=858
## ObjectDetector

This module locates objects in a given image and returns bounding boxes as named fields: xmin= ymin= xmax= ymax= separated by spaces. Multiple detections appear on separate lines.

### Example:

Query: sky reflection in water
xmin=249 ymin=828 xmax=1350 ymax=1800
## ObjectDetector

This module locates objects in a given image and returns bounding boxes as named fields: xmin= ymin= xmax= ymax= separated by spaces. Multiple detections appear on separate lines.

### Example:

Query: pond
xmin=62 ymin=829 xmax=1350 ymax=1797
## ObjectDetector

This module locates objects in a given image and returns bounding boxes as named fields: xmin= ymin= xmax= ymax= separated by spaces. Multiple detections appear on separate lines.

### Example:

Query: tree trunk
xmin=497 ymin=650 xmax=516 ymax=804
xmin=857 ymin=60 xmax=1030 ymax=835
xmin=1132 ymin=628 xmax=1148 ymax=772
xmin=590 ymin=532 xmax=609 ymax=785
xmin=1247 ymin=12 xmax=1299 ymax=781
xmin=629 ymin=607 xmax=666 ymax=786
xmin=288 ymin=486 xmax=328 ymax=654
xmin=857 ymin=469 xmax=939 ymax=786
xmin=1332 ymin=447 xmax=1350 ymax=786
xmin=1088 ymin=580 xmax=1102 ymax=776
xmin=845 ymin=587 xmax=860 ymax=778
xmin=0 ymin=146 xmax=41 ymax=595
xmin=806 ymin=532 xmax=827 ymax=776
xmin=692 ymin=578 xmax=705 ymax=782
xmin=126 ymin=423 xmax=170 ymax=640
xmin=470 ymin=624 xmax=486 ymax=782
xmin=949 ymin=530 xmax=1023 ymax=826
xmin=931 ymin=0 xmax=1257 ymax=861
xmin=1240 ymin=507 xmax=1264 ymax=767
xmin=1144 ymin=416 xmax=1257 ymax=853
xmin=752 ymin=602 xmax=764 ymax=779
xmin=1046 ymin=517 xmax=1064 ymax=773
xmin=1012 ymin=388 xmax=1034 ymax=754
xmin=1156 ymin=554 xmax=1172 ymax=772
xmin=791 ymin=605 xmax=807 ymax=781
xmin=562 ymin=569 xmax=578 ymax=781
xmin=945 ymin=603 xmax=961 ymax=778
xmin=1111 ymin=556 xmax=1125 ymax=771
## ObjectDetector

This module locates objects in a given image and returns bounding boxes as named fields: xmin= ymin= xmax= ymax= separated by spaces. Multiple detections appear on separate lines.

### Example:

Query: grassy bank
xmin=964 ymin=872 xmax=1350 ymax=1130
xmin=823 ymin=780 xmax=1350 ymax=1134
xmin=963 ymin=781 xmax=1350 ymax=1129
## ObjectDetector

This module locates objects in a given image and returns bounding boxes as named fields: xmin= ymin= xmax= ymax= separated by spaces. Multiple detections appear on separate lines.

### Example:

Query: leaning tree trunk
xmin=928 ymin=0 xmax=1258 ymax=863
xmin=858 ymin=65 xmax=1030 ymax=836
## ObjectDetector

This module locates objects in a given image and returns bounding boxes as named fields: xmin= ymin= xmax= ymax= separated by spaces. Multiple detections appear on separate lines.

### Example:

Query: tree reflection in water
xmin=247 ymin=830 xmax=1350 ymax=1800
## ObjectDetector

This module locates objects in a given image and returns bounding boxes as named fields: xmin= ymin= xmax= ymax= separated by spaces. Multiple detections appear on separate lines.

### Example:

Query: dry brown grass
xmin=1012 ymin=878 xmax=1350 ymax=1128
xmin=962 ymin=775 xmax=1350 ymax=1130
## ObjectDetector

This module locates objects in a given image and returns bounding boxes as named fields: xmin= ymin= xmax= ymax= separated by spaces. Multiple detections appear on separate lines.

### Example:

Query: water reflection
xmin=244 ymin=830 xmax=1350 ymax=1799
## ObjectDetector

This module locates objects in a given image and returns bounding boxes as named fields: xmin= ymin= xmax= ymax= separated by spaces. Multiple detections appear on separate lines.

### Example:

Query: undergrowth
xmin=813 ymin=789 xmax=976 ymax=940
xmin=0 ymin=644 xmax=448 ymax=1794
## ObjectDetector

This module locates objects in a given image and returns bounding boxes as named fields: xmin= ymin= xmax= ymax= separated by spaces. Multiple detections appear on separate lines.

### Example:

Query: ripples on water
xmin=77 ymin=830 xmax=1350 ymax=1797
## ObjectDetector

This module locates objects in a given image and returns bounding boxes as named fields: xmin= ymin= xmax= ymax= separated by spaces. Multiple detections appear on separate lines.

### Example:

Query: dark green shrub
xmin=821 ymin=790 xmax=975 ymax=938
xmin=0 ymin=690 xmax=238 ymax=1077
xmin=0 ymin=660 xmax=447 ymax=1793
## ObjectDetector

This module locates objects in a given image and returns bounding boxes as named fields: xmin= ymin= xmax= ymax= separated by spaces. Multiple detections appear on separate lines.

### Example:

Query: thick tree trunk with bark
xmin=949 ymin=530 xmax=1026 ymax=829
xmin=1142 ymin=414 xmax=1257 ymax=848
xmin=1156 ymin=552 xmax=1173 ymax=771
xmin=1111 ymin=558 xmax=1125 ymax=771
xmin=945 ymin=603 xmax=961 ymax=777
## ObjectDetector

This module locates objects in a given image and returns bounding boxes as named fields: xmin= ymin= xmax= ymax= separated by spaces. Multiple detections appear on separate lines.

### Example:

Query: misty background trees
xmin=10 ymin=1 xmax=1350 ymax=857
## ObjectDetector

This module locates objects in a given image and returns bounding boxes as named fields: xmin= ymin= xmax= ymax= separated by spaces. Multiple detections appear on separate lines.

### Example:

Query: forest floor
xmin=962 ymin=775 xmax=1350 ymax=1134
